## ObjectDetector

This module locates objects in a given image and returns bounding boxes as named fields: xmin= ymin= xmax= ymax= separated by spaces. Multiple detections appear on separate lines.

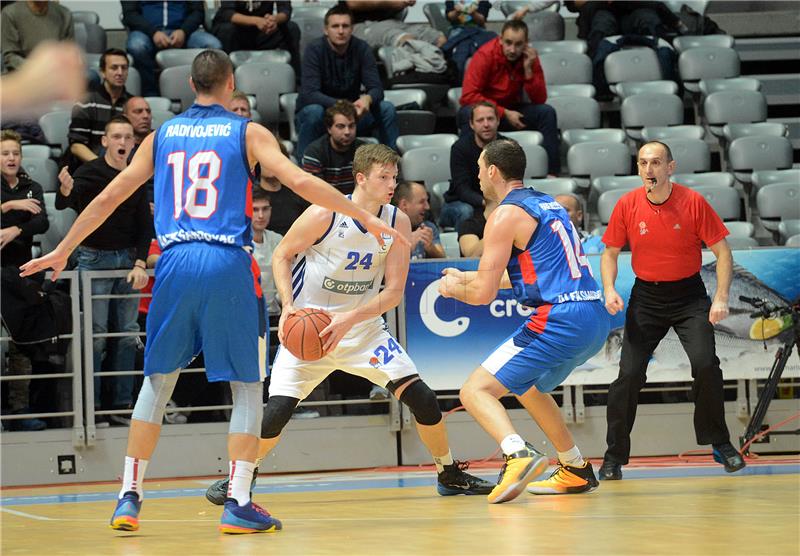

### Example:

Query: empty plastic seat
xmin=151 ymin=109 xmax=176 ymax=128
xmin=279 ymin=92 xmax=298 ymax=142
xmin=521 ymin=144 xmax=549 ymax=178
xmin=74 ymin=22 xmax=107 ymax=54
xmin=756 ymin=182 xmax=800 ymax=232
xmin=562 ymin=128 xmax=626 ymax=149
xmin=548 ymin=96 xmax=600 ymax=130
xmin=726 ymin=237 xmax=758 ymax=248
xmin=783 ymin=234 xmax=800 ymax=247
xmin=384 ymin=88 xmax=428 ymax=110
xmin=531 ymin=40 xmax=587 ymax=55
xmin=235 ymin=62 xmax=296 ymax=126
xmin=230 ymin=50 xmax=291 ymax=67
xmin=678 ymin=46 xmax=740 ymax=93
xmin=722 ymin=122 xmax=788 ymax=142
xmin=661 ymin=137 xmax=710 ymax=174
xmin=699 ymin=77 xmax=761 ymax=97
xmin=641 ymin=125 xmax=705 ymax=142
xmin=751 ymin=169 xmax=800 ymax=193
xmin=591 ymin=175 xmax=642 ymax=195
xmin=71 ymin=10 xmax=99 ymax=24
xmin=34 ymin=193 xmax=76 ymax=255
xmin=778 ymin=219 xmax=800 ymax=243
xmin=597 ymin=189 xmax=629 ymax=224
xmin=446 ymin=87 xmax=462 ymax=112
xmin=155 ymin=49 xmax=206 ymax=69
xmin=502 ymin=130 xmax=544 ymax=147
xmin=728 ymin=135 xmax=793 ymax=189
xmin=620 ymin=93 xmax=683 ymax=140
xmin=22 ymin=158 xmax=58 ymax=192
xmin=401 ymin=147 xmax=451 ymax=185
xmin=604 ymin=48 xmax=662 ymax=93
xmin=703 ymin=90 xmax=767 ymax=138
xmin=725 ymin=221 xmax=755 ymax=238
xmin=21 ymin=144 xmax=52 ymax=160
xmin=539 ymin=52 xmax=592 ymax=85
xmin=439 ymin=231 xmax=460 ymax=258
xmin=567 ymin=142 xmax=631 ymax=184
xmin=158 ymin=65 xmax=195 ymax=112
xmin=615 ymin=80 xmax=679 ymax=99
xmin=525 ymin=177 xmax=578 ymax=196
xmin=548 ymin=84 xmax=596 ymax=98
xmin=673 ymin=34 xmax=734 ymax=53
xmin=694 ymin=185 xmax=740 ymax=220
xmin=38 ymin=110 xmax=71 ymax=156
xmin=672 ymin=172 xmax=734 ymax=188
xmin=396 ymin=134 xmax=458 ymax=155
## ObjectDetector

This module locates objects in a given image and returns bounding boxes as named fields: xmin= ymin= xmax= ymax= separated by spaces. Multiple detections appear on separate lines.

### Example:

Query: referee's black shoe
xmin=712 ymin=443 xmax=746 ymax=473
xmin=598 ymin=458 xmax=622 ymax=481
xmin=206 ymin=467 xmax=259 ymax=506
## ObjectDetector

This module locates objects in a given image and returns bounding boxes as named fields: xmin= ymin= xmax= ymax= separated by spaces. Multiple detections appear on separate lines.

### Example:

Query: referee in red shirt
xmin=598 ymin=141 xmax=746 ymax=480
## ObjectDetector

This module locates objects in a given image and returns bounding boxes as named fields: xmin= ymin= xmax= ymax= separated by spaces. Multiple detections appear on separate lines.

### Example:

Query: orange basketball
xmin=281 ymin=308 xmax=332 ymax=361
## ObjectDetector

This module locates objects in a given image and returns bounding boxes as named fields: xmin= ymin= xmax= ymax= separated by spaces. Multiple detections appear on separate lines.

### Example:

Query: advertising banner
xmin=404 ymin=248 xmax=800 ymax=391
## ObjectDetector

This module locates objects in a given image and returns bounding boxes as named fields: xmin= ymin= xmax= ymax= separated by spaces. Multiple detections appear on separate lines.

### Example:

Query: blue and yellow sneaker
xmin=487 ymin=444 xmax=548 ymax=504
xmin=109 ymin=490 xmax=141 ymax=531
xmin=219 ymin=498 xmax=282 ymax=534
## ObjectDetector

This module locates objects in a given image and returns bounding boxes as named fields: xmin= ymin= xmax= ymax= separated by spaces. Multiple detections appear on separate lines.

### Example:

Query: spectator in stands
xmin=255 ymin=143 xmax=308 ymax=236
xmin=212 ymin=1 xmax=301 ymax=76
xmin=295 ymin=4 xmax=398 ymax=160
xmin=67 ymin=48 xmax=132 ymax=170
xmin=446 ymin=1 xmax=491 ymax=28
xmin=250 ymin=187 xmax=283 ymax=315
xmin=345 ymin=0 xmax=446 ymax=48
xmin=121 ymin=1 xmax=222 ymax=97
xmin=56 ymin=115 xmax=152 ymax=426
xmin=229 ymin=89 xmax=252 ymax=118
xmin=457 ymin=198 xmax=497 ymax=257
xmin=459 ymin=20 xmax=560 ymax=176
xmin=555 ymin=193 xmax=605 ymax=254
xmin=1 ymin=0 xmax=74 ymax=72
xmin=1 ymin=128 xmax=50 ymax=431
xmin=441 ymin=101 xmax=502 ymax=231
xmin=564 ymin=1 xmax=684 ymax=58
xmin=302 ymin=100 xmax=365 ymax=195
xmin=1 ymin=130 xmax=48 ymax=269
xmin=123 ymin=97 xmax=153 ymax=145
xmin=393 ymin=180 xmax=444 ymax=259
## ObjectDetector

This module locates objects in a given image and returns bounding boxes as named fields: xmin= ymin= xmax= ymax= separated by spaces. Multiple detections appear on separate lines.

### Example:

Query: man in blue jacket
xmin=294 ymin=4 xmax=398 ymax=160
xmin=122 ymin=1 xmax=221 ymax=96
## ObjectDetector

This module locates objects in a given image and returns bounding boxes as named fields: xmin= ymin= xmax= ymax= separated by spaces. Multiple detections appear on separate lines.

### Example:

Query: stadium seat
xmin=151 ymin=109 xmax=175 ymax=128
xmin=22 ymin=158 xmax=58 ymax=193
xmin=34 ymin=193 xmax=76 ymax=255
xmin=604 ymin=48 xmax=662 ymax=94
xmin=778 ymin=220 xmax=800 ymax=244
xmin=429 ymin=181 xmax=448 ymax=220
xmin=597 ymin=189 xmax=629 ymax=224
xmin=447 ymin=87 xmax=462 ymax=112
xmin=21 ymin=144 xmax=52 ymax=160
xmin=699 ymin=77 xmax=761 ymax=97
xmin=396 ymin=134 xmax=458 ymax=155
xmin=70 ymin=10 xmax=99 ymax=24
xmin=694 ymin=185 xmax=740 ymax=221
xmin=660 ymin=137 xmax=711 ymax=174
xmin=548 ymin=96 xmax=600 ymax=131
xmin=726 ymin=236 xmax=758 ymax=248
xmin=620 ymin=93 xmax=683 ymax=141
xmin=383 ymin=88 xmax=428 ymax=110
xmin=756 ymin=182 xmax=800 ymax=232
xmin=672 ymin=172 xmax=735 ymax=188
xmin=615 ymin=80 xmax=679 ymax=99
xmin=401 ymin=147 xmax=451 ymax=185
xmin=673 ymin=34 xmax=734 ymax=53
xmin=158 ymin=65 xmax=194 ymax=112
xmin=126 ymin=66 xmax=142 ymax=97
xmin=722 ymin=122 xmax=788 ymax=142
xmin=752 ymin=169 xmax=800 ymax=194
xmin=294 ymin=15 xmax=326 ymax=64
xmin=785 ymin=234 xmax=800 ymax=247
xmin=525 ymin=177 xmax=578 ymax=196
xmin=521 ymin=144 xmax=549 ymax=178
xmin=562 ymin=128 xmax=626 ymax=149
xmin=728 ymin=136 xmax=793 ymax=192
xmin=501 ymin=130 xmax=544 ymax=147
xmin=531 ymin=40 xmax=587 ymax=55
xmin=74 ymin=22 xmax=107 ymax=54
xmin=395 ymin=111 xmax=437 ymax=136
xmin=143 ymin=96 xmax=173 ymax=112
xmin=279 ymin=93 xmax=298 ymax=142
xmin=440 ymin=231 xmax=461 ymax=258
xmin=155 ymin=49 xmax=206 ymax=69
xmin=725 ymin=221 xmax=755 ymax=238
xmin=591 ymin=175 xmax=642 ymax=196
xmin=678 ymin=46 xmax=740 ymax=93
xmin=703 ymin=90 xmax=767 ymax=138
xmin=548 ymin=84 xmax=596 ymax=98
xmin=539 ymin=52 xmax=592 ymax=85
xmin=230 ymin=50 xmax=291 ymax=67
xmin=235 ymin=62 xmax=296 ymax=127
xmin=38 ymin=110 xmax=71 ymax=157
xmin=567 ymin=142 xmax=631 ymax=188
xmin=641 ymin=125 xmax=705 ymax=142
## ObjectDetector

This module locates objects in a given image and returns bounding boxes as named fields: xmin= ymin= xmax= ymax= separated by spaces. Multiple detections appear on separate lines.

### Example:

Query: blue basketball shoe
xmin=109 ymin=490 xmax=141 ymax=531
xmin=219 ymin=498 xmax=282 ymax=534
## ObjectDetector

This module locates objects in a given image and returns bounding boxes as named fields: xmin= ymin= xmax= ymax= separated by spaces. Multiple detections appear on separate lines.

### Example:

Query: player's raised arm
xmin=246 ymin=122 xmax=407 ymax=248
xmin=20 ymin=133 xmax=156 ymax=279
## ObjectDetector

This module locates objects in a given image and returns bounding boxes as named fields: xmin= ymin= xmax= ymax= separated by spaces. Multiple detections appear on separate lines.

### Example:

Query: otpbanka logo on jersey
xmin=639 ymin=221 xmax=648 ymax=235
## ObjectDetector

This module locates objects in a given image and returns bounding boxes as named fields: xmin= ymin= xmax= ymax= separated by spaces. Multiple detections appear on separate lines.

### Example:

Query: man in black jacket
xmin=57 ymin=116 xmax=152 ymax=424
xmin=122 ymin=1 xmax=222 ymax=96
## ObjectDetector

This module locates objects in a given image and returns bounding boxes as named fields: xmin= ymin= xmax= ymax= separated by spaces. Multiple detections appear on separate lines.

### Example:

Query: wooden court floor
xmin=2 ymin=463 xmax=799 ymax=556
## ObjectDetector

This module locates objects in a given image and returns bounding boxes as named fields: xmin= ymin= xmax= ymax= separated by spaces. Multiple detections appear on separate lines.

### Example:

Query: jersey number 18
xmin=167 ymin=151 xmax=221 ymax=219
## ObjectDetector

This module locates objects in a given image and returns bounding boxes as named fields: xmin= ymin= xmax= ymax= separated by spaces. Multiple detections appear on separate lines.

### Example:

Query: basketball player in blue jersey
xmin=204 ymin=143 xmax=494 ymax=506
xmin=20 ymin=50 xmax=404 ymax=535
xmin=439 ymin=139 xmax=610 ymax=503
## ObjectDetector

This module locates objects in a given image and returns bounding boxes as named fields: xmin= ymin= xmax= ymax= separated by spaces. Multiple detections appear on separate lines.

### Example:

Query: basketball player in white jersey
xmin=206 ymin=144 xmax=493 ymax=504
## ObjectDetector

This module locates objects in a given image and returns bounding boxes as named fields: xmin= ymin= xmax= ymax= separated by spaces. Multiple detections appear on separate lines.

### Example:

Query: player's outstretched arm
xmin=271 ymin=204 xmax=333 ymax=343
xmin=20 ymin=134 xmax=156 ymax=280
xmin=440 ymin=205 xmax=517 ymax=305
xmin=246 ymin=123 xmax=408 ymax=249
xmin=319 ymin=209 xmax=412 ymax=353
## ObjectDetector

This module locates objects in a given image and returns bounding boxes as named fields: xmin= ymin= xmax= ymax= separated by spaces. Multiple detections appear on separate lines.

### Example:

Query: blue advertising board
xmin=404 ymin=248 xmax=800 ymax=391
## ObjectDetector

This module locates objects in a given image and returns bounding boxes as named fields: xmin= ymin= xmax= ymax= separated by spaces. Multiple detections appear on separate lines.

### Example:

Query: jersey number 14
xmin=167 ymin=151 xmax=221 ymax=219
xmin=550 ymin=220 xmax=593 ymax=279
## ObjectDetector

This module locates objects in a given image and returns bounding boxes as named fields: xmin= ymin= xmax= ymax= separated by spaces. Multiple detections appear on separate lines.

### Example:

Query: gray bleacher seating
xmin=725 ymin=221 xmax=755 ymax=238
xmin=143 ymin=96 xmax=173 ymax=112
xmin=34 ymin=193 xmax=76 ymax=255
xmin=785 ymin=234 xmax=800 ymax=247
xmin=672 ymin=172 xmax=735 ymax=189
xmin=620 ymin=93 xmax=683 ymax=141
xmin=158 ymin=65 xmax=194 ymax=112
xmin=21 ymin=144 xmax=52 ymax=160
xmin=591 ymin=175 xmax=642 ymax=195
xmin=699 ymin=77 xmax=761 ymax=97
xmin=723 ymin=122 xmax=788 ymax=142
xmin=778 ymin=220 xmax=800 ymax=243
xmin=155 ymin=49 xmax=206 ymax=69
xmin=151 ymin=109 xmax=176 ymax=129
xmin=728 ymin=135 xmax=793 ymax=191
xmin=615 ymin=80 xmax=679 ymax=99
xmin=604 ymin=48 xmax=662 ymax=94
xmin=22 ymin=158 xmax=58 ymax=193
xmin=539 ymin=52 xmax=592 ymax=85
xmin=694 ymin=185 xmax=740 ymax=221
xmin=440 ymin=231 xmax=461 ymax=258
xmin=525 ymin=177 xmax=578 ymax=197
xmin=531 ymin=40 xmax=587 ymax=54
xmin=641 ymin=125 xmax=705 ymax=142
xmin=660 ymin=137 xmax=711 ymax=174
xmin=401 ymin=147 xmax=451 ymax=185
xmin=521 ymin=144 xmax=549 ymax=178
xmin=38 ymin=110 xmax=71 ymax=157
xmin=562 ymin=128 xmax=626 ymax=149
xmin=751 ymin=169 xmax=800 ymax=194
xmin=279 ymin=93 xmax=298 ymax=142
xmin=70 ymin=10 xmax=99 ymax=25
xmin=230 ymin=50 xmax=292 ymax=67
xmin=396 ymin=134 xmax=458 ymax=155
xmin=756 ymin=182 xmax=800 ymax=232
xmin=422 ymin=2 xmax=450 ymax=34
xmin=235 ymin=62 xmax=296 ymax=127
xmin=673 ymin=34 xmax=735 ymax=54
xmin=502 ymin=130 xmax=544 ymax=147
xmin=597 ymin=189 xmax=629 ymax=224
xmin=703 ymin=90 xmax=767 ymax=138
xmin=567 ymin=142 xmax=631 ymax=187
xmin=74 ymin=22 xmax=107 ymax=54
xmin=384 ymin=88 xmax=436 ymax=135
xmin=430 ymin=181 xmax=449 ymax=220
xmin=294 ymin=15 xmax=326 ymax=64
xmin=548 ymin=84 xmax=596 ymax=98
xmin=447 ymin=87 xmax=462 ymax=112
xmin=548 ymin=96 xmax=600 ymax=131
xmin=679 ymin=46 xmax=740 ymax=93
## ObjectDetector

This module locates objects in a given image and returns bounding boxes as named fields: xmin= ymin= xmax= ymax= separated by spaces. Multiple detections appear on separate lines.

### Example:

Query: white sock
xmin=558 ymin=446 xmax=584 ymax=468
xmin=227 ymin=460 xmax=256 ymax=506
xmin=432 ymin=450 xmax=454 ymax=473
xmin=500 ymin=434 xmax=527 ymax=456
xmin=119 ymin=456 xmax=148 ymax=500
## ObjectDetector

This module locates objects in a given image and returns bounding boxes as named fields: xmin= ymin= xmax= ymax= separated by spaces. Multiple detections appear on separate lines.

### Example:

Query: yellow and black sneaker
xmin=527 ymin=461 xmax=599 ymax=495
xmin=487 ymin=444 xmax=548 ymax=504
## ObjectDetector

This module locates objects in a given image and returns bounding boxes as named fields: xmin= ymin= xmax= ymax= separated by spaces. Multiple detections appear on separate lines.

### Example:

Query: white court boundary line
xmin=0 ymin=508 xmax=54 ymax=520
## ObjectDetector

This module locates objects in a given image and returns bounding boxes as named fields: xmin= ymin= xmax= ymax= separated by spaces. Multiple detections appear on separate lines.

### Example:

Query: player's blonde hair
xmin=0 ymin=129 xmax=22 ymax=146
xmin=352 ymin=143 xmax=400 ymax=179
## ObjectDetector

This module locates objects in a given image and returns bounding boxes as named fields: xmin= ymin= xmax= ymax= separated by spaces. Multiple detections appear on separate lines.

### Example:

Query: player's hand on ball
xmin=319 ymin=311 xmax=353 ymax=353
xmin=278 ymin=304 xmax=299 ymax=344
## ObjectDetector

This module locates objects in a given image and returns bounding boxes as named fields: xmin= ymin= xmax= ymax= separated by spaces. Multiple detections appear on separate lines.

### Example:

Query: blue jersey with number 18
xmin=152 ymin=103 xmax=253 ymax=250
xmin=501 ymin=188 xmax=602 ymax=308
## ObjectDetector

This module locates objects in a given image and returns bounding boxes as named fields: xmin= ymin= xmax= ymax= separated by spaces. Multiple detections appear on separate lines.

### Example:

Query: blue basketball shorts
xmin=144 ymin=242 xmax=267 ymax=383
xmin=482 ymin=301 xmax=610 ymax=395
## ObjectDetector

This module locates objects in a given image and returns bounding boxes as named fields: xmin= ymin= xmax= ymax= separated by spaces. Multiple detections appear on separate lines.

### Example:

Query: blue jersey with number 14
xmin=501 ymin=188 xmax=602 ymax=308
xmin=152 ymin=103 xmax=253 ymax=250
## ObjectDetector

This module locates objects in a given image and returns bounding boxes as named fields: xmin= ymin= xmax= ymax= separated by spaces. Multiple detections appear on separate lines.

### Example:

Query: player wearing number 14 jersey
xmin=20 ymin=50 xmax=402 ymax=536
xmin=205 ymin=144 xmax=494 ymax=507
xmin=439 ymin=139 xmax=610 ymax=503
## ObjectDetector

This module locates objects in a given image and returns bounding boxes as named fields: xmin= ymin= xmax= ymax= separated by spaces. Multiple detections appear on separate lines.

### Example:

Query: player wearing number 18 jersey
xmin=20 ymin=50 xmax=403 ymax=536
xmin=440 ymin=139 xmax=610 ymax=504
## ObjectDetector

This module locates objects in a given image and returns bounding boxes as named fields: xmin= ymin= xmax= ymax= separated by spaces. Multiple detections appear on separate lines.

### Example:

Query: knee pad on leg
xmin=260 ymin=395 xmax=299 ymax=439
xmin=229 ymin=381 xmax=264 ymax=436
xmin=394 ymin=378 xmax=442 ymax=426
xmin=131 ymin=372 xmax=179 ymax=424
